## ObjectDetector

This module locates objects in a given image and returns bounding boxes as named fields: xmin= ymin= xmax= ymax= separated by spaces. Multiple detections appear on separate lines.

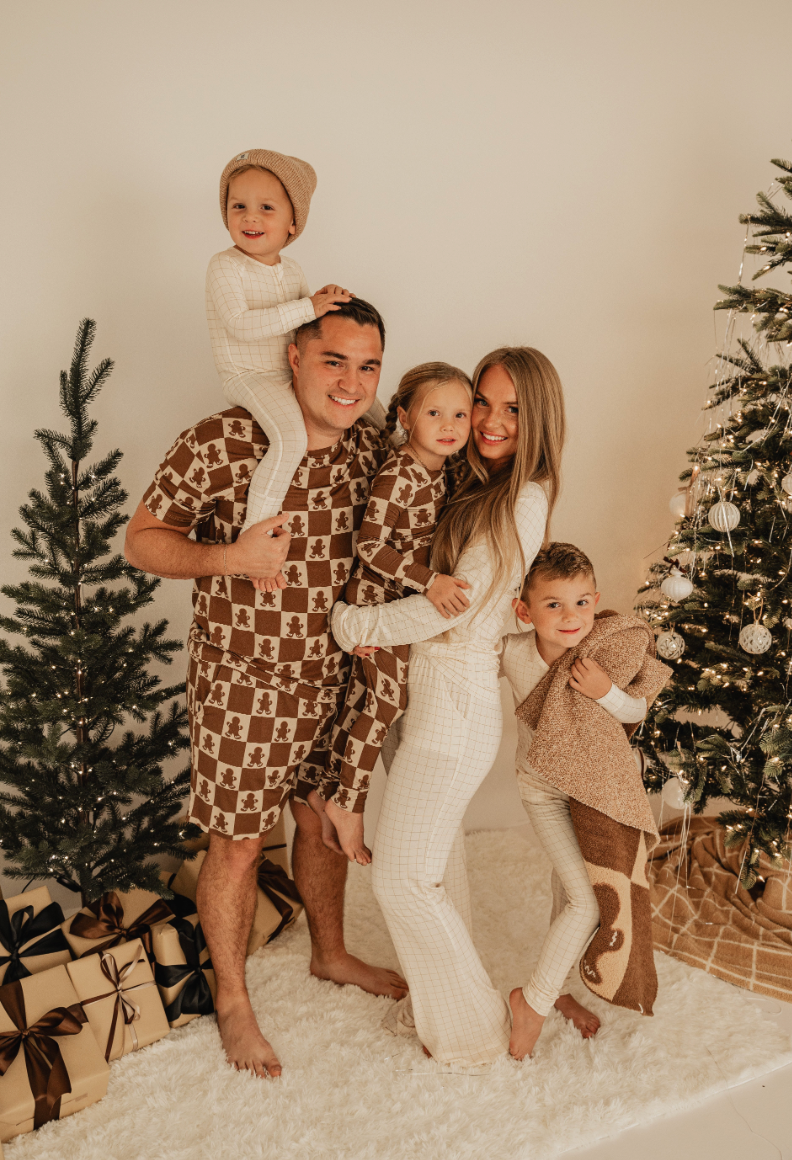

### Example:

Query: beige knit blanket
xmin=516 ymin=612 xmax=672 ymax=1015
xmin=649 ymin=817 xmax=792 ymax=1003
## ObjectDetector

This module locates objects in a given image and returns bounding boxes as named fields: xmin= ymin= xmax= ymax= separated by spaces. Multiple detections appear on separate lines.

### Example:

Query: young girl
xmin=207 ymin=148 xmax=385 ymax=543
xmin=313 ymin=363 xmax=474 ymax=864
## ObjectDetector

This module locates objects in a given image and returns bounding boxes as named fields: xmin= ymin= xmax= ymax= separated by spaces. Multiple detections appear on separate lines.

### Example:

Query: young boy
xmin=500 ymin=542 xmax=666 ymax=1061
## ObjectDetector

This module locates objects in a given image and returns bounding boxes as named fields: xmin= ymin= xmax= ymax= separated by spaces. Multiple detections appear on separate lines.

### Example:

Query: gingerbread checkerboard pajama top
xmin=143 ymin=408 xmax=387 ymax=839
xmin=332 ymin=483 xmax=548 ymax=1068
xmin=328 ymin=446 xmax=447 ymax=813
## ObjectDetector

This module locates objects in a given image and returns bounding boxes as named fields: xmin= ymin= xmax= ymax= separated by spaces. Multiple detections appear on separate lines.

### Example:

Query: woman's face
xmin=471 ymin=364 xmax=519 ymax=472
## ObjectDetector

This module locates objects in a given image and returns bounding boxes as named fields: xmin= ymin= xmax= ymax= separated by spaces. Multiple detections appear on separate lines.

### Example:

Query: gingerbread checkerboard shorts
xmin=187 ymin=656 xmax=339 ymax=838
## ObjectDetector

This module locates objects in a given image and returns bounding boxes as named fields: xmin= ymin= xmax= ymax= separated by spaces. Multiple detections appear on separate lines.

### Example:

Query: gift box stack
xmin=0 ymin=816 xmax=302 ymax=1144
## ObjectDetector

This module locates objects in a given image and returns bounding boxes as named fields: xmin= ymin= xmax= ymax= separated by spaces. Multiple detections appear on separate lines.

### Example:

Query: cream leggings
xmin=517 ymin=768 xmax=600 ymax=1016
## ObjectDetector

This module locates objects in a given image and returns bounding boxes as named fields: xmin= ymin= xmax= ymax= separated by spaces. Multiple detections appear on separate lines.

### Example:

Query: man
xmin=125 ymin=298 xmax=406 ymax=1080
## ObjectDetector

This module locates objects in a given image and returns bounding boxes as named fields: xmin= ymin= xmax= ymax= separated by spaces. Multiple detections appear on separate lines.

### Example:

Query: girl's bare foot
xmin=325 ymin=798 xmax=372 ymax=865
xmin=508 ymin=987 xmax=545 ymax=1060
xmin=554 ymin=992 xmax=600 ymax=1038
xmin=306 ymin=789 xmax=344 ymax=855
xmin=216 ymin=996 xmax=282 ymax=1078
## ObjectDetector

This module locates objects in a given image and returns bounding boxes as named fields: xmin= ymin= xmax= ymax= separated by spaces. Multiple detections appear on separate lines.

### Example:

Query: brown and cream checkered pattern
xmin=328 ymin=446 xmax=448 ymax=812
xmin=143 ymin=407 xmax=388 ymax=837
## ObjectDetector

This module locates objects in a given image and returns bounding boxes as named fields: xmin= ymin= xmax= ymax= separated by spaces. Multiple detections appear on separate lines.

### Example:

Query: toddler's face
xmin=226 ymin=168 xmax=295 ymax=262
xmin=515 ymin=573 xmax=600 ymax=652
xmin=399 ymin=380 xmax=471 ymax=471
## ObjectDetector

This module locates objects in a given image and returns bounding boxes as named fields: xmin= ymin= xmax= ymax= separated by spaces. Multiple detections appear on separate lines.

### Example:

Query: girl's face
xmin=398 ymin=380 xmax=472 ymax=472
xmin=226 ymin=168 xmax=295 ymax=264
xmin=472 ymin=364 xmax=519 ymax=472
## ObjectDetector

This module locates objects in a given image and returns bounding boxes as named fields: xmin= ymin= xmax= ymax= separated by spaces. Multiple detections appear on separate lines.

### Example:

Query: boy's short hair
xmin=294 ymin=298 xmax=386 ymax=352
xmin=521 ymin=542 xmax=596 ymax=601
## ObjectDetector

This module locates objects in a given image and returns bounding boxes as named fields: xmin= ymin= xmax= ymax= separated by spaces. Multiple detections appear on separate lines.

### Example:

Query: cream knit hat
xmin=219 ymin=149 xmax=317 ymax=244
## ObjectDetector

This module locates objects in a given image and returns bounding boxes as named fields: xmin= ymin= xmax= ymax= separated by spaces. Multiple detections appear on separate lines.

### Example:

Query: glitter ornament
xmin=707 ymin=501 xmax=740 ymax=532
xmin=660 ymin=569 xmax=693 ymax=602
xmin=656 ymin=630 xmax=685 ymax=660
xmin=781 ymin=472 xmax=792 ymax=495
xmin=739 ymin=623 xmax=772 ymax=654
xmin=662 ymin=775 xmax=688 ymax=810
xmin=669 ymin=492 xmax=687 ymax=520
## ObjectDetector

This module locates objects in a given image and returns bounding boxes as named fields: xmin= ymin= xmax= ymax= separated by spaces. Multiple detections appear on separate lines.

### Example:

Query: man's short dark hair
xmin=294 ymin=297 xmax=386 ymax=351
xmin=521 ymin=542 xmax=597 ymax=600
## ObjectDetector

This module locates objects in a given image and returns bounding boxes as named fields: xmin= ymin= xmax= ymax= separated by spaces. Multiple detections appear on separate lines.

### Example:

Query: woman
xmin=331 ymin=347 xmax=565 ymax=1068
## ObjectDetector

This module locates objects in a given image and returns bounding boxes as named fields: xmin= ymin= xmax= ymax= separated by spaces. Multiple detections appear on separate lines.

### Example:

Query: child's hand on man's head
xmin=311 ymin=285 xmax=355 ymax=318
xmin=568 ymin=657 xmax=612 ymax=700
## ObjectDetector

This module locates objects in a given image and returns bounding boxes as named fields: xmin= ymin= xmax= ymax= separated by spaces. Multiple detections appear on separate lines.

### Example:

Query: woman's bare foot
xmin=509 ymin=987 xmax=545 ymax=1060
xmin=306 ymin=789 xmax=344 ymax=856
xmin=422 ymin=1044 xmax=432 ymax=1058
xmin=554 ymin=992 xmax=600 ymax=1038
xmin=325 ymin=798 xmax=372 ymax=865
xmin=311 ymin=950 xmax=408 ymax=999
xmin=216 ymin=995 xmax=282 ymax=1078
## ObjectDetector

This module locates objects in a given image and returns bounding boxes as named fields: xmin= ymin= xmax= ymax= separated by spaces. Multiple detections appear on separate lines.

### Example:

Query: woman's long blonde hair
xmin=431 ymin=347 xmax=566 ymax=594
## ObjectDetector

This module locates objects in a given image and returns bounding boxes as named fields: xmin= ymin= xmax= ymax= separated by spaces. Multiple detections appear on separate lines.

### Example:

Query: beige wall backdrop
xmin=2 ymin=0 xmax=791 ymax=850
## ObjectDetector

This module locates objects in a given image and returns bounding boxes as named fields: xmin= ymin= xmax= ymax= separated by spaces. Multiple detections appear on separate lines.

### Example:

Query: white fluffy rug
xmin=8 ymin=830 xmax=791 ymax=1160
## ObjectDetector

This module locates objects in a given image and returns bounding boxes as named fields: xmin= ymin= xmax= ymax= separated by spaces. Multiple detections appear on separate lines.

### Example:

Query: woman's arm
xmin=332 ymin=484 xmax=547 ymax=650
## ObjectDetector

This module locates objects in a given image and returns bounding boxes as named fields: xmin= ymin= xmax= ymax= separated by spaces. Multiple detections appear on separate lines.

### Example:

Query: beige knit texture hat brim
xmin=219 ymin=149 xmax=317 ymax=244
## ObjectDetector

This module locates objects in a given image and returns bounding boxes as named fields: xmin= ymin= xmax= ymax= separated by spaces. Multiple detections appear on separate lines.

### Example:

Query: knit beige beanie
xmin=219 ymin=149 xmax=317 ymax=244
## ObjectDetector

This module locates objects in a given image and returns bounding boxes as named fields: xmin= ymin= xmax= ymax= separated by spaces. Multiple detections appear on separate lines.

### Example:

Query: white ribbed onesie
xmin=500 ymin=629 xmax=646 ymax=1016
xmin=332 ymin=482 xmax=547 ymax=1069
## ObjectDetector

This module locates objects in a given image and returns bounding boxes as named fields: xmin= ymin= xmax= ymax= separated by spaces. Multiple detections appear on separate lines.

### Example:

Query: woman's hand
xmin=353 ymin=645 xmax=378 ymax=658
xmin=426 ymin=573 xmax=471 ymax=619
xmin=568 ymin=657 xmax=612 ymax=700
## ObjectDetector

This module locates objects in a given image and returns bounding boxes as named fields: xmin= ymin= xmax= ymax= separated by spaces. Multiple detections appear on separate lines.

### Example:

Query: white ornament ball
xmin=781 ymin=473 xmax=792 ymax=496
xmin=674 ymin=549 xmax=696 ymax=567
xmin=662 ymin=775 xmax=689 ymax=810
xmin=656 ymin=630 xmax=686 ymax=660
xmin=669 ymin=492 xmax=688 ymax=520
xmin=739 ymin=623 xmax=772 ymax=654
xmin=660 ymin=570 xmax=694 ymax=602
xmin=707 ymin=501 xmax=740 ymax=532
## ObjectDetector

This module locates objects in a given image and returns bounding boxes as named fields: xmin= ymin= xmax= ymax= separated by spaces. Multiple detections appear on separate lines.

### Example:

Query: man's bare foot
xmin=311 ymin=951 xmax=408 ymax=999
xmin=554 ymin=992 xmax=600 ymax=1038
xmin=306 ymin=789 xmax=344 ymax=856
xmin=509 ymin=987 xmax=545 ymax=1060
xmin=216 ymin=995 xmax=281 ymax=1078
xmin=325 ymin=798 xmax=372 ymax=865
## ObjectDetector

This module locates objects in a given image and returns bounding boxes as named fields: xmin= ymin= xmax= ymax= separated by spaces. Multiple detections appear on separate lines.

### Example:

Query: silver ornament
xmin=656 ymin=630 xmax=685 ymax=660
xmin=707 ymin=501 xmax=740 ymax=532
xmin=781 ymin=472 xmax=792 ymax=495
xmin=669 ymin=492 xmax=687 ymax=520
xmin=660 ymin=569 xmax=694 ymax=602
xmin=739 ymin=623 xmax=772 ymax=654
xmin=662 ymin=775 xmax=689 ymax=810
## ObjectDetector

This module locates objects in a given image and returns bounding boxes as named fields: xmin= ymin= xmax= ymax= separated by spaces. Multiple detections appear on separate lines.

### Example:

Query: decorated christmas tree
xmin=0 ymin=319 xmax=195 ymax=904
xmin=636 ymin=157 xmax=792 ymax=888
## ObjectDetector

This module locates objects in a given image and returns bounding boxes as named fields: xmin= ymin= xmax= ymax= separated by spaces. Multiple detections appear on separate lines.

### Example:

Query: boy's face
xmin=514 ymin=572 xmax=600 ymax=652
xmin=226 ymin=168 xmax=295 ymax=263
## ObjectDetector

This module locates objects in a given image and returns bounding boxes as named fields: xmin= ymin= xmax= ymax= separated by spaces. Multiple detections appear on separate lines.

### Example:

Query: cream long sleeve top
xmin=206 ymin=247 xmax=316 ymax=382
xmin=499 ymin=628 xmax=647 ymax=775
xmin=331 ymin=482 xmax=548 ymax=679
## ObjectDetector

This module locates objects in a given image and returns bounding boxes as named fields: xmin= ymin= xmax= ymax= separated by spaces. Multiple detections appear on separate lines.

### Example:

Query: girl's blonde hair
xmin=431 ymin=346 xmax=566 ymax=593
xmin=383 ymin=361 xmax=473 ymax=445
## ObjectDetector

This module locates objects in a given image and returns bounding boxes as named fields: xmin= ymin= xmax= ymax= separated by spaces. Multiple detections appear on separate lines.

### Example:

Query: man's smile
xmin=328 ymin=394 xmax=358 ymax=407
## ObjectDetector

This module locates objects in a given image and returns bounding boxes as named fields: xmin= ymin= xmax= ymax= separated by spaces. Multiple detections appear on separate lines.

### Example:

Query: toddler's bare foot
xmin=554 ymin=992 xmax=600 ymax=1038
xmin=509 ymin=987 xmax=545 ymax=1060
xmin=325 ymin=798 xmax=372 ymax=865
xmin=311 ymin=950 xmax=407 ymax=999
xmin=306 ymin=789 xmax=344 ymax=856
xmin=216 ymin=995 xmax=281 ymax=1078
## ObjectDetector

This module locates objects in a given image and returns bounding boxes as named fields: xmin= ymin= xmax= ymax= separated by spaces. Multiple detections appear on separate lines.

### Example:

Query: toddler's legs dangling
xmin=223 ymin=371 xmax=308 ymax=532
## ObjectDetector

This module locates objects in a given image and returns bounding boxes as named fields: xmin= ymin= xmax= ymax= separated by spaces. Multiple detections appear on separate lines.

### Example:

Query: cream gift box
xmin=151 ymin=917 xmax=216 ymax=1029
xmin=0 ymin=886 xmax=72 ymax=984
xmin=63 ymin=887 xmax=176 ymax=960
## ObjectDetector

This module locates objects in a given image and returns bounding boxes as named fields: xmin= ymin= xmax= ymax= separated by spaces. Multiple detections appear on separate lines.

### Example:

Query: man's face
xmin=288 ymin=317 xmax=382 ymax=447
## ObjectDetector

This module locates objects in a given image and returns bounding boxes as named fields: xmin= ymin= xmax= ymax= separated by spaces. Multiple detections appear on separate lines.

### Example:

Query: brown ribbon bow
xmin=0 ymin=981 xmax=86 ymax=1130
xmin=71 ymin=892 xmax=174 ymax=959
xmin=80 ymin=948 xmax=156 ymax=1061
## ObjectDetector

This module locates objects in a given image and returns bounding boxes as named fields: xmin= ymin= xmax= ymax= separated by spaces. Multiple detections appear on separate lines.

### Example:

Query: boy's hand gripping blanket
xmin=515 ymin=611 xmax=672 ymax=1015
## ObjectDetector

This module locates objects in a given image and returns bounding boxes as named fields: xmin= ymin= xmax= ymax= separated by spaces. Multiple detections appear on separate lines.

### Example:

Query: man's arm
xmin=124 ymin=502 xmax=291 ymax=581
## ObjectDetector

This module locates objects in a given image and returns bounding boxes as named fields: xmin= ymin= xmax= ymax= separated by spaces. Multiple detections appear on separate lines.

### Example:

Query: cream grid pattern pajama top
xmin=332 ymin=482 xmax=547 ymax=1068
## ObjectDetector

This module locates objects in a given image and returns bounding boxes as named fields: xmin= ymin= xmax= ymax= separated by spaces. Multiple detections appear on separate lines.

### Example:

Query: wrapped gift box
xmin=64 ymin=887 xmax=177 ymax=961
xmin=66 ymin=938 xmax=170 ymax=1062
xmin=0 ymin=886 xmax=72 ymax=985
xmin=0 ymin=966 xmax=109 ymax=1143
xmin=151 ymin=918 xmax=216 ymax=1029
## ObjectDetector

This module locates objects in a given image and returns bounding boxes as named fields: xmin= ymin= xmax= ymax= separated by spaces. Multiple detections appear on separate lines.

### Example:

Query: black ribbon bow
xmin=0 ymin=901 xmax=70 ymax=984
xmin=154 ymin=918 xmax=214 ymax=1023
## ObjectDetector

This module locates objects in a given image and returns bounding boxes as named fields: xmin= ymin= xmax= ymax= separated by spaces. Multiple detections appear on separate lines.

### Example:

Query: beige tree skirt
xmin=649 ymin=817 xmax=792 ymax=1002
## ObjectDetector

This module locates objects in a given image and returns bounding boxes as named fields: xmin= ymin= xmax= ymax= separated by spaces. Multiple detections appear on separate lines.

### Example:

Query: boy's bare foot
xmin=306 ymin=789 xmax=344 ymax=856
xmin=311 ymin=950 xmax=408 ymax=999
xmin=509 ymin=987 xmax=545 ymax=1060
xmin=554 ymin=992 xmax=600 ymax=1038
xmin=216 ymin=996 xmax=282 ymax=1078
xmin=325 ymin=798 xmax=372 ymax=865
